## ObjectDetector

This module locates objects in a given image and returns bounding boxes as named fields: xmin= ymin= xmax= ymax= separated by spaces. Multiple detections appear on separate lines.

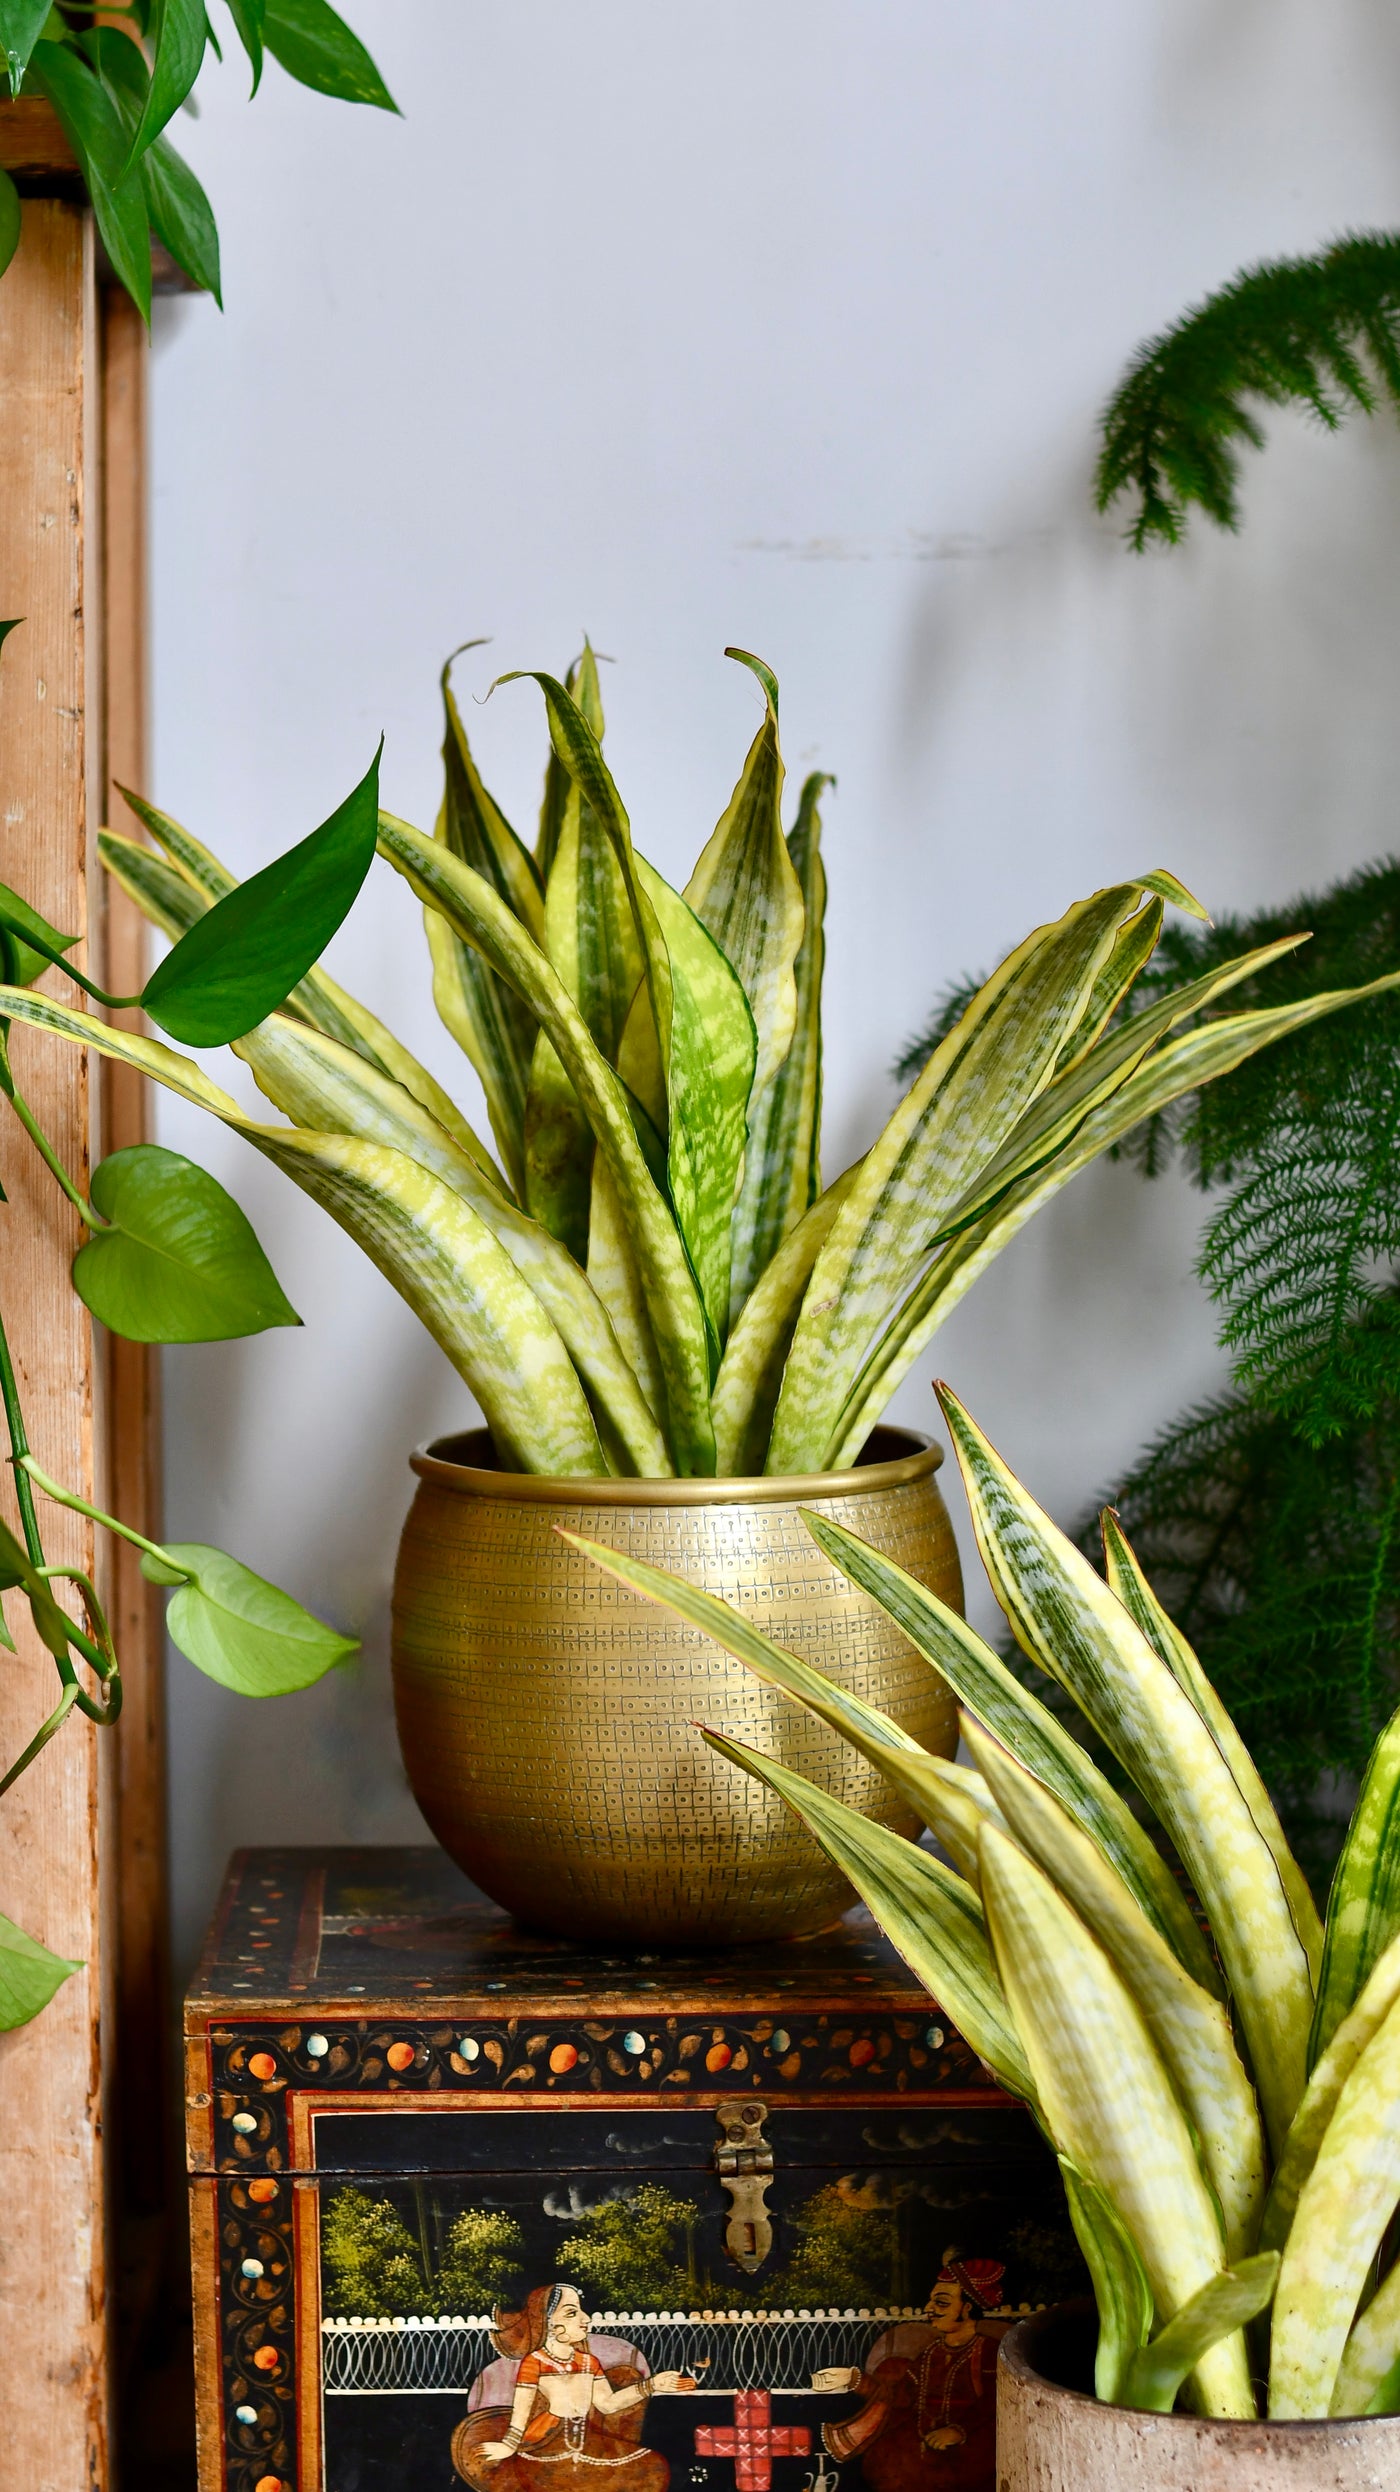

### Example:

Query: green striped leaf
xmin=586 ymin=1153 xmax=667 ymax=1435
xmin=710 ymin=1163 xmax=856 ymax=1477
xmin=979 ymin=1825 xmax=1256 ymax=2419
xmin=801 ymin=1511 xmax=1221 ymax=1994
xmin=941 ymin=1384 xmax=1313 ymax=2157
xmin=425 ymin=663 xmax=545 ymax=1194
xmin=727 ymin=769 xmax=830 ymax=1324
xmin=101 ymin=816 xmax=504 ymax=1189
xmin=966 ymin=1719 xmax=1265 ymax=2258
xmin=556 ymin=1521 xmax=966 ymax=1845
xmin=1312 ymin=1703 xmax=1400 ymax=2066
xmin=1122 ymin=2257 xmax=1279 ymax=2415
xmin=685 ymin=651 xmax=804 ymax=1101
xmin=1270 ymin=1994 xmax=1400 ymax=2416
xmin=376 ymin=811 xmax=714 ymax=1473
xmin=1057 ymin=2160 xmax=1153 ymax=2404
xmin=1053 ymin=897 xmax=1164 ymax=1078
xmin=702 ymin=1726 xmax=1032 ymax=2100
xmin=1263 ymin=1932 xmax=1400 ymax=2256
xmin=823 ymin=950 xmax=1391 ymax=1472
xmin=767 ymin=879 xmax=1168 ymax=1475
xmin=1333 ymin=2252 xmax=1400 ymax=2416
xmin=1101 ymin=1508 xmax=1323 ymax=1982
xmin=236 ymin=1015 xmax=669 ymax=1477
xmin=0 ymin=989 xmax=609 ymax=1479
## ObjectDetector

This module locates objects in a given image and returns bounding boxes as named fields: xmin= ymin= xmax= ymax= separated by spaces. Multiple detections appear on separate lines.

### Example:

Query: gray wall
xmin=150 ymin=1 xmax=1400 ymax=1976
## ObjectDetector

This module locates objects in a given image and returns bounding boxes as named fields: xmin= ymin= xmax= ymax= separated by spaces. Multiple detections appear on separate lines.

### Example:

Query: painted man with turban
xmin=810 ymin=2256 xmax=1006 ymax=2492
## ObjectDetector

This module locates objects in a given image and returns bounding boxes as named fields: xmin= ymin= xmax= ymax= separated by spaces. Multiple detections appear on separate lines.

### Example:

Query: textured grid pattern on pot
xmin=390 ymin=1461 xmax=960 ymax=1944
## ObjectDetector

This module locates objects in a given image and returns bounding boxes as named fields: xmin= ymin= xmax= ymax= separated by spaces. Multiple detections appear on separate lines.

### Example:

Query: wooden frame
xmin=0 ymin=101 xmax=167 ymax=2484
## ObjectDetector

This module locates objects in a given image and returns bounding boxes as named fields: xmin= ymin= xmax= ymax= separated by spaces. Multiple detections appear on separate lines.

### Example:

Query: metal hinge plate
xmin=714 ymin=2099 xmax=774 ymax=2273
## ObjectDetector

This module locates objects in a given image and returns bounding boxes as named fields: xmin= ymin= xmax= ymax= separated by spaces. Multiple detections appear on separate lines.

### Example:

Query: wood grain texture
xmin=0 ymin=199 xmax=111 ymax=2489
xmin=98 ymin=282 xmax=171 ymax=2247
xmin=0 ymin=96 xmax=78 ymax=178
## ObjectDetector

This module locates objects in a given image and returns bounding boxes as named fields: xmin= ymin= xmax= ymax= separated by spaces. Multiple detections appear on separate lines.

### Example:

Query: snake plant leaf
xmin=941 ymin=1384 xmax=1313 ymax=2156
xmin=102 ymin=821 xmax=502 ymax=1187
xmin=0 ymin=989 xmax=611 ymax=1478
xmin=0 ymin=879 xmax=76 ymax=990
xmin=1123 ymin=2257 xmax=1279 ymax=2415
xmin=1270 ymin=1993 xmax=1400 ymax=2417
xmin=1333 ymin=2253 xmax=1400 ymax=2416
xmin=376 ymin=812 xmax=714 ymax=1471
xmin=261 ymin=0 xmax=397 ymax=109
xmin=237 ymin=1014 xmax=669 ymax=1476
xmin=585 ymin=1154 xmax=667 ymax=1434
xmin=30 ymin=38 xmax=151 ymax=321
xmin=801 ymin=1511 xmax=1221 ymax=1994
xmin=728 ymin=770 xmax=830 ymax=1323
xmin=1 ymin=1 xmax=54 ymax=95
xmin=966 ymin=1717 xmax=1265 ymax=2258
xmin=558 ymin=1520 xmax=986 ymax=1850
xmin=122 ymin=0 xmax=207 ymax=169
xmin=141 ymin=745 xmax=380 ymax=1044
xmin=535 ymin=645 xmax=604 ymax=877
xmin=1263 ymin=1932 xmax=1400 ymax=2256
xmin=1311 ymin=1702 xmax=1400 ymax=2067
xmin=702 ymin=1724 xmax=1033 ymax=2101
xmin=0 ymin=1911 xmax=80 ymax=2031
xmin=1053 ymin=897 xmax=1164 ymax=1078
xmin=1101 ymin=1507 xmax=1324 ymax=1983
xmin=524 ymin=659 xmax=641 ymax=1259
xmin=824 ymin=946 xmax=1387 ymax=1472
xmin=637 ymin=857 xmax=755 ymax=1356
xmin=979 ymin=1823 xmax=1256 ymax=2420
xmin=710 ymin=1163 xmax=857 ymax=1476
xmin=1057 ymin=2160 xmax=1153 ymax=2403
xmin=685 ymin=650 xmax=804 ymax=1103
xmin=142 ymin=1541 xmax=357 ymax=1694
xmin=71 ymin=1143 xmax=301 ymax=1344
xmin=425 ymin=669 xmax=544 ymax=1194
xmin=768 ymin=879 xmax=1167 ymax=1476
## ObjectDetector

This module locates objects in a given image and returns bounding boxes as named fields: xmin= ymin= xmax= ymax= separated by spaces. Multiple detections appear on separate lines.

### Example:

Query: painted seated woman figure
xmin=452 ymin=2282 xmax=695 ymax=2492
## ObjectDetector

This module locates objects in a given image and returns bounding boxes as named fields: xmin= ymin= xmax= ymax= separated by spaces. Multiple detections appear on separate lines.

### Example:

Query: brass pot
xmin=997 ymin=2308 xmax=1400 ymax=2490
xmin=391 ymin=1424 xmax=962 ymax=1945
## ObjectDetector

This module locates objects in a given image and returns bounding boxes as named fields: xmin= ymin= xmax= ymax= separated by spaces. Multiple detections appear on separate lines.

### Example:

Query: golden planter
xmin=391 ymin=1425 xmax=962 ymax=1945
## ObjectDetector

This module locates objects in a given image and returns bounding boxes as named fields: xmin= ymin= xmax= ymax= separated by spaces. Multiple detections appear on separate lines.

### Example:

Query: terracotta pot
xmin=997 ymin=2305 xmax=1400 ymax=2491
xmin=390 ymin=1424 xmax=961 ymax=1945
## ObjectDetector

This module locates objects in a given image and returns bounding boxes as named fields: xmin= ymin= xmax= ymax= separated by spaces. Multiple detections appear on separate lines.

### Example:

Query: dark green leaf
xmin=0 ymin=619 xmax=20 ymax=654
xmin=0 ymin=877 xmax=76 ymax=989
xmin=222 ymin=0 xmax=264 ymax=89
xmin=0 ymin=0 xmax=54 ymax=97
xmin=261 ymin=0 xmax=395 ymax=109
xmin=0 ymin=166 xmax=20 ymax=276
xmin=0 ymin=1909 xmax=80 ymax=2031
xmin=141 ymin=125 xmax=221 ymax=300
xmin=29 ymin=38 xmax=151 ymax=322
xmin=141 ymin=1541 xmax=358 ymax=1694
xmin=123 ymin=0 xmax=206 ymax=168
xmin=141 ymin=744 xmax=380 ymax=1044
xmin=71 ymin=1143 xmax=300 ymax=1342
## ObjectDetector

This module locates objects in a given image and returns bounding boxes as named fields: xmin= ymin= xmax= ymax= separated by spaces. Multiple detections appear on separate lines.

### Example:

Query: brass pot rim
xmin=409 ymin=1422 xmax=942 ymax=1507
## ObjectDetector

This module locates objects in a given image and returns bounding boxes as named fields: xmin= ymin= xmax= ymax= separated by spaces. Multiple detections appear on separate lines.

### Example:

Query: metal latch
xmin=714 ymin=2100 xmax=773 ymax=2273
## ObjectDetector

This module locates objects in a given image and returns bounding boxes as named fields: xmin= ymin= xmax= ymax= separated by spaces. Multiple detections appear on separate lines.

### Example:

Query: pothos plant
xmin=0 ymin=0 xmax=394 ymax=312
xmin=0 ymin=638 xmax=381 ymax=2028
xmin=567 ymin=1392 xmax=1400 ymax=2422
xmin=2 ymin=644 xmax=1394 ymax=1490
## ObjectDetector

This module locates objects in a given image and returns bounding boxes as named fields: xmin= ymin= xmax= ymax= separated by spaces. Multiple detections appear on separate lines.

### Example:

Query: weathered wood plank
xmin=0 ymin=198 xmax=112 ymax=2488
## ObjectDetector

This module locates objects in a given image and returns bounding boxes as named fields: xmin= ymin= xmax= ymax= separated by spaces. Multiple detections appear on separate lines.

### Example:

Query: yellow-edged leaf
xmin=710 ymin=1162 xmax=856 ymax=1476
xmin=1262 ymin=1931 xmax=1400 ymax=2255
xmin=1270 ymin=1994 xmax=1400 ymax=2417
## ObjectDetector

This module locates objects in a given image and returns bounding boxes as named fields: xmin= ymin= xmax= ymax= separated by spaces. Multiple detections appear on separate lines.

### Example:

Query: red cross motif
xmin=695 ymin=2390 xmax=811 ymax=2491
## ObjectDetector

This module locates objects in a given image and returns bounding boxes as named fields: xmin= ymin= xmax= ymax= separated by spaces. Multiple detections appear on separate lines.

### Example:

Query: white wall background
xmin=149 ymin=0 xmax=1400 ymax=1977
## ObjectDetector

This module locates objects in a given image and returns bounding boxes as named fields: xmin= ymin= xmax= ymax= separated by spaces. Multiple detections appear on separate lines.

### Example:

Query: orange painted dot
xmin=252 ymin=2345 xmax=280 ymax=2372
xmin=548 ymin=2042 xmax=579 ymax=2075
xmin=779 ymin=2053 xmax=802 ymax=2080
xmin=705 ymin=2043 xmax=732 ymax=2073
xmin=849 ymin=2037 xmax=876 ymax=2068
xmin=248 ymin=2052 xmax=277 ymax=2081
xmin=386 ymin=2042 xmax=416 ymax=2072
xmin=255 ymin=2478 xmax=284 ymax=2492
xmin=248 ymin=2178 xmax=278 ymax=2204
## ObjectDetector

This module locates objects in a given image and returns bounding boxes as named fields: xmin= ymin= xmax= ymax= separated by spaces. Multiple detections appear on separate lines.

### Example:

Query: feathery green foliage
xmin=1096 ymin=232 xmax=1400 ymax=548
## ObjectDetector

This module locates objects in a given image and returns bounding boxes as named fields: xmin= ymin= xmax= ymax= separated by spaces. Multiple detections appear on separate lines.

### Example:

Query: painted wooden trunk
xmin=186 ymin=1848 xmax=1081 ymax=2492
